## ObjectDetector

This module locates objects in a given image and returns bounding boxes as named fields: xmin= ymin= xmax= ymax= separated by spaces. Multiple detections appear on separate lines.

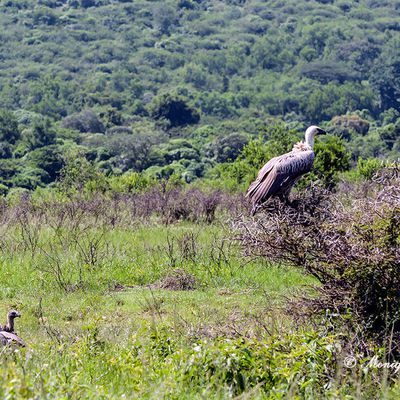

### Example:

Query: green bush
xmin=108 ymin=171 xmax=154 ymax=194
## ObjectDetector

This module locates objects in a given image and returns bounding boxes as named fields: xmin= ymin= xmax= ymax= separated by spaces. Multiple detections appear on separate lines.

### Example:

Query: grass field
xmin=0 ymin=197 xmax=399 ymax=398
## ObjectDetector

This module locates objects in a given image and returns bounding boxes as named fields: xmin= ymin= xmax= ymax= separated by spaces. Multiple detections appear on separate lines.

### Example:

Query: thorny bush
xmin=237 ymin=166 xmax=400 ymax=353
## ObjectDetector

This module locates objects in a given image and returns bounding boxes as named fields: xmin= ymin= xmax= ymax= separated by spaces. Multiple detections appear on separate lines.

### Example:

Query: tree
xmin=108 ymin=134 xmax=156 ymax=172
xmin=58 ymin=151 xmax=107 ymax=194
xmin=61 ymin=110 xmax=105 ymax=133
xmin=0 ymin=142 xmax=12 ymax=159
xmin=379 ymin=121 xmax=400 ymax=150
xmin=26 ymin=144 xmax=64 ymax=183
xmin=152 ymin=4 xmax=177 ymax=35
xmin=150 ymin=94 xmax=200 ymax=128
xmin=213 ymin=133 xmax=249 ymax=163
xmin=300 ymin=62 xmax=360 ymax=84
xmin=25 ymin=118 xmax=56 ymax=150
xmin=0 ymin=109 xmax=20 ymax=144
xmin=370 ymin=38 xmax=400 ymax=111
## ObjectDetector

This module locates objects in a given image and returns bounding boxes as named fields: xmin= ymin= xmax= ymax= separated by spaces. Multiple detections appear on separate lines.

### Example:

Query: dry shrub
xmin=132 ymin=185 xmax=245 ymax=224
xmin=156 ymin=268 xmax=197 ymax=291
xmin=0 ymin=186 xmax=246 ymax=232
xmin=236 ymin=166 xmax=400 ymax=351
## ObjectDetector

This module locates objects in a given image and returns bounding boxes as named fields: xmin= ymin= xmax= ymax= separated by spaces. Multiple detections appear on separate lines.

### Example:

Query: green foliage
xmin=108 ymin=171 xmax=153 ymax=193
xmin=212 ymin=133 xmax=249 ymax=163
xmin=0 ymin=109 xmax=20 ymax=144
xmin=0 ymin=183 xmax=8 ymax=196
xmin=0 ymin=159 xmax=22 ymax=188
xmin=26 ymin=144 xmax=64 ymax=183
xmin=24 ymin=117 xmax=56 ymax=150
xmin=58 ymin=151 xmax=108 ymax=195
xmin=370 ymin=37 xmax=400 ymax=111
xmin=149 ymin=94 xmax=200 ymax=128
xmin=356 ymin=157 xmax=385 ymax=180
xmin=379 ymin=119 xmax=400 ymax=150
xmin=61 ymin=110 xmax=105 ymax=133
xmin=330 ymin=114 xmax=370 ymax=138
xmin=205 ymin=124 xmax=298 ymax=191
xmin=308 ymin=135 xmax=351 ymax=188
xmin=0 ymin=0 xmax=398 ymax=192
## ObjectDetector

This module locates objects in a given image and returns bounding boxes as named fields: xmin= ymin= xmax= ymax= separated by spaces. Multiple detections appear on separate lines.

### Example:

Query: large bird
xmin=1 ymin=310 xmax=21 ymax=333
xmin=0 ymin=310 xmax=25 ymax=347
xmin=246 ymin=125 xmax=326 ymax=215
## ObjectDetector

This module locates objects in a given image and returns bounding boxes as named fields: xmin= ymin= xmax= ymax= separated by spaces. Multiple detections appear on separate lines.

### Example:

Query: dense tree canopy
xmin=0 ymin=0 xmax=399 ymax=193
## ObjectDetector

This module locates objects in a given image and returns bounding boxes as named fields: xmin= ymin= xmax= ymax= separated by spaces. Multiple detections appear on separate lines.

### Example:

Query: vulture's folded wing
xmin=246 ymin=154 xmax=282 ymax=203
xmin=0 ymin=331 xmax=25 ymax=347
xmin=246 ymin=150 xmax=314 ymax=205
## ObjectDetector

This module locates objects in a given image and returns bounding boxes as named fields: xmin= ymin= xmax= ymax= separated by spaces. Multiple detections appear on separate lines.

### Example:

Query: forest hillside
xmin=0 ymin=0 xmax=399 ymax=193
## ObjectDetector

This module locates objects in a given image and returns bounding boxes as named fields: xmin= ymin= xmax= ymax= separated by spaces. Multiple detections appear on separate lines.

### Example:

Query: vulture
xmin=1 ymin=310 xmax=21 ymax=332
xmin=0 ymin=310 xmax=25 ymax=347
xmin=246 ymin=125 xmax=326 ymax=215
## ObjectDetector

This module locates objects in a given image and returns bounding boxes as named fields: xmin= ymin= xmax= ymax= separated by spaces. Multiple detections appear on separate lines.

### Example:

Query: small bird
xmin=0 ymin=310 xmax=25 ymax=347
xmin=246 ymin=125 xmax=326 ymax=215
xmin=1 ymin=310 xmax=21 ymax=333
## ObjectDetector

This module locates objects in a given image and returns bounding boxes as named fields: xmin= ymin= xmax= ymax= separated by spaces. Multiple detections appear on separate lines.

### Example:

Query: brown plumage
xmin=246 ymin=125 xmax=326 ymax=215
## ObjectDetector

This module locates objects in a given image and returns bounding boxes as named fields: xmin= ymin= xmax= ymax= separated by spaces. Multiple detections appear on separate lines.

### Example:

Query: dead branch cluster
xmin=236 ymin=166 xmax=400 ymax=347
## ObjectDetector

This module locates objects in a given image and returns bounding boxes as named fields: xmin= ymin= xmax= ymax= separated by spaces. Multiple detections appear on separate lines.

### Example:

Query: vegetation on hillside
xmin=0 ymin=0 xmax=399 ymax=194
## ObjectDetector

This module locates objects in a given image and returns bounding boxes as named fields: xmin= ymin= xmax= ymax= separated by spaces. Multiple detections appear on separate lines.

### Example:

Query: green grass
xmin=0 ymin=217 xmax=398 ymax=398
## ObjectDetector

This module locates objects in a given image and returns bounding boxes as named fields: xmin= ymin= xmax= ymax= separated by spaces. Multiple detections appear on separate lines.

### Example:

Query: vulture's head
xmin=305 ymin=125 xmax=326 ymax=148
xmin=8 ymin=310 xmax=21 ymax=320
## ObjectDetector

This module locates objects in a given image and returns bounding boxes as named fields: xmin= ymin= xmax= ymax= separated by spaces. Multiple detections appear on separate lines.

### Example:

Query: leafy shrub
xmin=0 ymin=142 xmax=12 ymax=158
xmin=300 ymin=61 xmax=360 ymax=83
xmin=308 ymin=135 xmax=351 ymax=189
xmin=378 ymin=120 xmax=400 ymax=150
xmin=24 ymin=117 xmax=56 ymax=150
xmin=108 ymin=171 xmax=153 ymax=194
xmin=354 ymin=157 xmax=384 ymax=180
xmin=58 ymin=151 xmax=108 ymax=195
xmin=0 ymin=183 xmax=8 ymax=196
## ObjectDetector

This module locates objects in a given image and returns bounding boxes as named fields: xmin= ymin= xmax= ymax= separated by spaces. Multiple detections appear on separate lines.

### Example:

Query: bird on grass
xmin=0 ymin=310 xmax=25 ymax=347
xmin=246 ymin=125 xmax=326 ymax=215
xmin=1 ymin=310 xmax=21 ymax=333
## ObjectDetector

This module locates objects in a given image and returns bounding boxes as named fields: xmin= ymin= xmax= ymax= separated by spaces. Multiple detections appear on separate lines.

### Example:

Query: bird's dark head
xmin=8 ymin=310 xmax=21 ymax=320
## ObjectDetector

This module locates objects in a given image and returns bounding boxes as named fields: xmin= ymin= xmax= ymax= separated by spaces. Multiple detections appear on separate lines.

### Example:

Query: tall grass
xmin=1 ymin=187 xmax=400 ymax=398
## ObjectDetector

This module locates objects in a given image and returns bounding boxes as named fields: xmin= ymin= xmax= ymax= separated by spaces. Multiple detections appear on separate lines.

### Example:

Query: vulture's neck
xmin=305 ymin=131 xmax=315 ymax=149
xmin=292 ymin=132 xmax=315 ymax=152
xmin=5 ymin=316 xmax=14 ymax=332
